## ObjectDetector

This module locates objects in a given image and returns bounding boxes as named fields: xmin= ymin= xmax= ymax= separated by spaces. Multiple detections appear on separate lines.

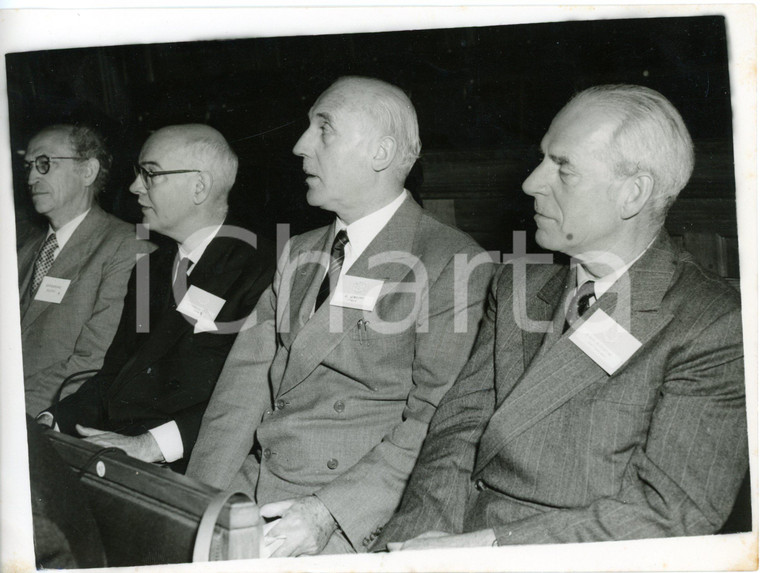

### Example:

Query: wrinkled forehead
xmin=26 ymin=128 xmax=74 ymax=156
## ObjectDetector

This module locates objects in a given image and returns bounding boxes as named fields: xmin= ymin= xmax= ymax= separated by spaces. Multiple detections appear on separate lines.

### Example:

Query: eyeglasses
xmin=133 ymin=164 xmax=201 ymax=190
xmin=24 ymin=155 xmax=81 ymax=175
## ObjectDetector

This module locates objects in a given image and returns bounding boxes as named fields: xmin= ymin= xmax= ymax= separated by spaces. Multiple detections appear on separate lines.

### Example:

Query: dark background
xmin=6 ymin=15 xmax=738 ymax=278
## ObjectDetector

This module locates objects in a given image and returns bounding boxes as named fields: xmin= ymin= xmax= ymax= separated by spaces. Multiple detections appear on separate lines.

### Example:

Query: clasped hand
xmin=75 ymin=425 xmax=164 ymax=463
xmin=259 ymin=495 xmax=337 ymax=558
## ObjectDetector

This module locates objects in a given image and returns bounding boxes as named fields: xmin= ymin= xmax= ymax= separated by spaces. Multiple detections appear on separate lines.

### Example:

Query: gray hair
xmin=567 ymin=84 xmax=694 ymax=223
xmin=36 ymin=124 xmax=112 ymax=196
xmin=331 ymin=76 xmax=421 ymax=179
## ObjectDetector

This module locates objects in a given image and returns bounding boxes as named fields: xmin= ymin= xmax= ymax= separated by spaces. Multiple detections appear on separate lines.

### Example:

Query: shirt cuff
xmin=148 ymin=421 xmax=184 ymax=463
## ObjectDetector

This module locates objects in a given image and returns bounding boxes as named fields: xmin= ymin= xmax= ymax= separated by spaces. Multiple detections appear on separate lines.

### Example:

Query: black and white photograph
xmin=0 ymin=4 xmax=756 ymax=572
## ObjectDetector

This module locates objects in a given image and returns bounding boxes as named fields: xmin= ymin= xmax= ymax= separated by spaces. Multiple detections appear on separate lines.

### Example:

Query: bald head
xmin=131 ymin=124 xmax=237 ymax=243
xmin=148 ymin=124 xmax=238 ymax=203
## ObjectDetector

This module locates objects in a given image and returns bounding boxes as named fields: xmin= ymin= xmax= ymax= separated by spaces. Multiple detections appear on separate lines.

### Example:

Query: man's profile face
xmin=129 ymin=132 xmax=198 ymax=242
xmin=292 ymin=83 xmax=378 ymax=218
xmin=25 ymin=129 xmax=90 ymax=222
xmin=522 ymin=104 xmax=628 ymax=258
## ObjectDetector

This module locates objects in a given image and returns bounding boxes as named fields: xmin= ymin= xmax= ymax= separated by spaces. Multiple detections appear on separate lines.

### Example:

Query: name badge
xmin=330 ymin=275 xmax=384 ymax=311
xmin=176 ymin=285 xmax=225 ymax=333
xmin=569 ymin=309 xmax=642 ymax=375
xmin=34 ymin=276 xmax=71 ymax=304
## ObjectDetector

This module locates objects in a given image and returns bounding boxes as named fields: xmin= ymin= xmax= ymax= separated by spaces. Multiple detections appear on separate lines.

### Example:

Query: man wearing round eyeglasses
xmin=43 ymin=124 xmax=275 ymax=473
xmin=18 ymin=124 xmax=154 ymax=417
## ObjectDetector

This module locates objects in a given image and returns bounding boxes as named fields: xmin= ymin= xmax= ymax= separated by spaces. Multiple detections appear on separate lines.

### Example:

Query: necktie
xmin=171 ymin=256 xmax=191 ymax=307
xmin=31 ymin=233 xmax=59 ymax=294
xmin=315 ymin=229 xmax=349 ymax=309
xmin=564 ymin=280 xmax=596 ymax=332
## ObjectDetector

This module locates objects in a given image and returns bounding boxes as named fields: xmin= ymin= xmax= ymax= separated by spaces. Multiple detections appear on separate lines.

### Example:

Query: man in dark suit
xmin=18 ymin=124 xmax=153 ymax=416
xmin=186 ymin=77 xmax=494 ymax=555
xmin=38 ymin=124 xmax=274 ymax=472
xmin=375 ymin=85 xmax=747 ymax=550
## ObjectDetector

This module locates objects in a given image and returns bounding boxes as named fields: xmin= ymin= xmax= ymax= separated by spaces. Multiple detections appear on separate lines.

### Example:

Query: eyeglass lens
xmin=24 ymin=155 xmax=52 ymax=175
xmin=133 ymin=165 xmax=152 ymax=190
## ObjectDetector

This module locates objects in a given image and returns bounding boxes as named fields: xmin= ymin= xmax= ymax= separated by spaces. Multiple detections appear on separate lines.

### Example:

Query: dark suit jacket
xmin=376 ymin=230 xmax=747 ymax=547
xmin=51 ymin=226 xmax=275 ymax=471
xmin=187 ymin=196 xmax=494 ymax=550
xmin=18 ymin=206 xmax=154 ymax=416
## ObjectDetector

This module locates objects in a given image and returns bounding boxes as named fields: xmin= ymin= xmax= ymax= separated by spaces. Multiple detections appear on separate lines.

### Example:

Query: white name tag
xmin=329 ymin=275 xmax=384 ymax=311
xmin=34 ymin=276 xmax=71 ymax=303
xmin=569 ymin=309 xmax=642 ymax=375
xmin=176 ymin=285 xmax=225 ymax=333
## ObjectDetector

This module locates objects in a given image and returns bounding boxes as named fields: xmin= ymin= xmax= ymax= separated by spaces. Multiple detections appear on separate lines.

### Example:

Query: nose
xmin=129 ymin=174 xmax=146 ymax=195
xmin=292 ymin=127 xmax=312 ymax=157
xmin=522 ymin=159 xmax=550 ymax=197
xmin=27 ymin=165 xmax=40 ymax=186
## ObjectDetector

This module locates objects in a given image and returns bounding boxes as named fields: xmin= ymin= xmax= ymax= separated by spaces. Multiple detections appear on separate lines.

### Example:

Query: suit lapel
xmin=474 ymin=231 xmax=678 ymax=475
xmin=277 ymin=198 xmax=423 ymax=397
xmin=21 ymin=208 xmax=110 ymax=330
xmin=18 ymin=230 xmax=45 ymax=316
xmin=113 ymin=235 xmax=247 ymax=385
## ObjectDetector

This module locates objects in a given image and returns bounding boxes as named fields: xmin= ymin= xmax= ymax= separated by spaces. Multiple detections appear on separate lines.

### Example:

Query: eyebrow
xmin=549 ymin=153 xmax=570 ymax=166
xmin=314 ymin=111 xmax=334 ymax=124
xmin=139 ymin=161 xmax=161 ymax=169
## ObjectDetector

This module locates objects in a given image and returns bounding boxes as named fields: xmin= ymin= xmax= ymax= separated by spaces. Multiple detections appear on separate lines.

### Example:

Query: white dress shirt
xmin=46 ymin=208 xmax=90 ymax=260
xmin=572 ymin=235 xmax=658 ymax=308
xmin=330 ymin=190 xmax=408 ymax=276
xmin=148 ymin=223 xmax=223 ymax=463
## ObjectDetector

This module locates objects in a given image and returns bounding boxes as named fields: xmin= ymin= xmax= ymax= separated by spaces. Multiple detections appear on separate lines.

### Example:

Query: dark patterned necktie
xmin=564 ymin=280 xmax=596 ymax=332
xmin=315 ymin=229 xmax=349 ymax=309
xmin=171 ymin=256 xmax=192 ymax=308
xmin=31 ymin=233 xmax=58 ymax=294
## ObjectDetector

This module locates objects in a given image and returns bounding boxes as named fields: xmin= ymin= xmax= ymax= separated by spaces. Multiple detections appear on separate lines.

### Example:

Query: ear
xmin=81 ymin=158 xmax=100 ymax=187
xmin=192 ymin=172 xmax=213 ymax=205
xmin=371 ymin=136 xmax=397 ymax=172
xmin=619 ymin=172 xmax=653 ymax=220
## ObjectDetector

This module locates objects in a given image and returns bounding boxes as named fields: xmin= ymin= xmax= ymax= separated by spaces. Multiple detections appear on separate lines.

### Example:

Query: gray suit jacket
xmin=376 ymin=230 xmax=747 ymax=547
xmin=187 ymin=196 xmax=494 ymax=551
xmin=18 ymin=207 xmax=154 ymax=416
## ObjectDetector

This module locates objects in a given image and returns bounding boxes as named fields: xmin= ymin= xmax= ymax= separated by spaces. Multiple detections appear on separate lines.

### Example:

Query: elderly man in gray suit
xmin=187 ymin=76 xmax=494 ymax=556
xmin=375 ymin=84 xmax=747 ymax=550
xmin=18 ymin=124 xmax=153 ymax=416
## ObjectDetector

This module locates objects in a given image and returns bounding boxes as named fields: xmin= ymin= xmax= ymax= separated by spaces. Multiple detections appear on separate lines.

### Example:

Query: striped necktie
xmin=31 ymin=233 xmax=59 ymax=294
xmin=315 ymin=229 xmax=349 ymax=309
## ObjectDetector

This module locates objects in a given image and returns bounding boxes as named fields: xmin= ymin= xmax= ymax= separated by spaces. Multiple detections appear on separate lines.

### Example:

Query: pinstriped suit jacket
xmin=18 ymin=207 xmax=154 ymax=416
xmin=375 ymin=230 xmax=747 ymax=547
xmin=187 ymin=197 xmax=494 ymax=551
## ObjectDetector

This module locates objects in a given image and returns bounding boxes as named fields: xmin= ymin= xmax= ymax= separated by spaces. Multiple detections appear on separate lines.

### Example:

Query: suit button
xmin=333 ymin=400 xmax=345 ymax=413
xmin=276 ymin=399 xmax=286 ymax=410
xmin=475 ymin=479 xmax=485 ymax=491
xmin=327 ymin=458 xmax=339 ymax=470
xmin=263 ymin=448 xmax=272 ymax=460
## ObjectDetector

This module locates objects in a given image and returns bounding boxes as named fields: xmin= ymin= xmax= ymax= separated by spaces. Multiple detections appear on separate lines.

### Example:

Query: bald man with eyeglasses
xmin=38 ymin=124 xmax=275 ymax=473
xmin=18 ymin=124 xmax=155 ymax=417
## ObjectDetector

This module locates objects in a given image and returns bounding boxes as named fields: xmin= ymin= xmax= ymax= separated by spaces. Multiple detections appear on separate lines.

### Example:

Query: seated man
xmin=18 ymin=124 xmax=153 ymax=416
xmin=375 ymin=84 xmax=748 ymax=550
xmin=186 ymin=77 xmax=494 ymax=555
xmin=39 ymin=124 xmax=275 ymax=472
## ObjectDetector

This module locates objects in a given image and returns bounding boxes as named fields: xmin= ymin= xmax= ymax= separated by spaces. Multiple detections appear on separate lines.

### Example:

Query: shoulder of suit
xmin=669 ymin=249 xmax=742 ymax=313
xmin=89 ymin=208 xmax=156 ymax=255
xmin=414 ymin=207 xmax=485 ymax=254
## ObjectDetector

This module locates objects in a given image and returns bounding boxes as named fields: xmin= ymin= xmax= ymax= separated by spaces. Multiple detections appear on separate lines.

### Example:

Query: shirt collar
xmin=334 ymin=190 xmax=408 ymax=258
xmin=47 ymin=208 xmax=90 ymax=252
xmin=574 ymin=235 xmax=658 ymax=299
xmin=178 ymin=223 xmax=223 ymax=270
